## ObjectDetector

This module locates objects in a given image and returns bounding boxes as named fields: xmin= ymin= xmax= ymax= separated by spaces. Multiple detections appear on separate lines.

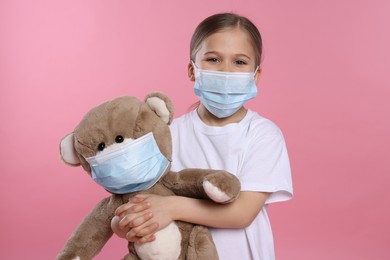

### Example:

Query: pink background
xmin=1 ymin=0 xmax=389 ymax=259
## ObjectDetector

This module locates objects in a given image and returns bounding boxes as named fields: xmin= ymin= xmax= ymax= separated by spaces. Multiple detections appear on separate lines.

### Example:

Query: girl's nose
xmin=219 ymin=62 xmax=233 ymax=72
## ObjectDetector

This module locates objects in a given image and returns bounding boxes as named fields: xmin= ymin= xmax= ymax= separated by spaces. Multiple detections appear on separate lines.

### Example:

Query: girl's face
xmin=189 ymin=27 xmax=260 ymax=82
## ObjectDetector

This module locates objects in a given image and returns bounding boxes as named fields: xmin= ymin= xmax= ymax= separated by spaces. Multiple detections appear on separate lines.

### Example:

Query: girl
xmin=114 ymin=13 xmax=293 ymax=259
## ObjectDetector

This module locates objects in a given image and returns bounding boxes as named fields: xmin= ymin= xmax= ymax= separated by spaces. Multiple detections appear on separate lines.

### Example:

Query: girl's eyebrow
xmin=203 ymin=51 xmax=252 ymax=60
xmin=203 ymin=51 xmax=220 ymax=56
xmin=236 ymin=54 xmax=252 ymax=60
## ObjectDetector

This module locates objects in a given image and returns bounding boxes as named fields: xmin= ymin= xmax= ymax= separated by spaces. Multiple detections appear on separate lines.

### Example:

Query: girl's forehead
xmin=198 ymin=28 xmax=255 ymax=56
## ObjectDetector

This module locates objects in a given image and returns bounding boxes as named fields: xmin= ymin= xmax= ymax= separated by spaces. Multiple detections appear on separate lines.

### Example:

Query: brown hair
xmin=190 ymin=13 xmax=263 ymax=67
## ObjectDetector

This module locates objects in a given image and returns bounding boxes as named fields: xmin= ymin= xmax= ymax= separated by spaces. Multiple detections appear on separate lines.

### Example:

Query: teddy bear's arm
xmin=56 ymin=195 xmax=123 ymax=260
xmin=161 ymin=169 xmax=241 ymax=204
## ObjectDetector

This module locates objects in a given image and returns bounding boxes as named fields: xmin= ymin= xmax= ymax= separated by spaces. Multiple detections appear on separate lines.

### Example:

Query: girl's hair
xmin=190 ymin=13 xmax=263 ymax=67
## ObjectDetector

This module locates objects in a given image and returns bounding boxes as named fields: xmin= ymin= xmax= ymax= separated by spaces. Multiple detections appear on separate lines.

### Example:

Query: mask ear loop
xmin=191 ymin=60 xmax=196 ymax=67
xmin=190 ymin=60 xmax=197 ymax=80
xmin=253 ymin=65 xmax=261 ymax=79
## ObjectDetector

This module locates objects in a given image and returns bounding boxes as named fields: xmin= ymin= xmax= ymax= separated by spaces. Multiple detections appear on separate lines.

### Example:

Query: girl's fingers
xmin=135 ymin=223 xmax=159 ymax=238
xmin=125 ymin=218 xmax=158 ymax=242
xmin=131 ymin=212 xmax=154 ymax=227
xmin=126 ymin=230 xmax=156 ymax=244
xmin=116 ymin=201 xmax=151 ymax=218
xmin=137 ymin=234 xmax=156 ymax=244
xmin=115 ymin=195 xmax=149 ymax=216
xmin=111 ymin=216 xmax=129 ymax=238
xmin=130 ymin=194 xmax=148 ymax=203
xmin=119 ymin=211 xmax=153 ymax=229
xmin=129 ymin=235 xmax=155 ymax=244
xmin=115 ymin=202 xmax=133 ymax=216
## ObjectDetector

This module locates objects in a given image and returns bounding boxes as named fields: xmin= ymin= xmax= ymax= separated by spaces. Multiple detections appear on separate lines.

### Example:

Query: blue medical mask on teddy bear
xmin=192 ymin=62 xmax=258 ymax=118
xmin=85 ymin=132 xmax=169 ymax=194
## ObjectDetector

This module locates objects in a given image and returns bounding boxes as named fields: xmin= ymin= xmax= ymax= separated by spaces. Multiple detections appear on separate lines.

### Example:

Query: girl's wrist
xmin=168 ymin=195 xmax=187 ymax=221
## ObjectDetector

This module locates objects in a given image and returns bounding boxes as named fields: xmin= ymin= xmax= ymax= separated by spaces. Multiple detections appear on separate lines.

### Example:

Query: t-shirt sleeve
xmin=239 ymin=127 xmax=293 ymax=204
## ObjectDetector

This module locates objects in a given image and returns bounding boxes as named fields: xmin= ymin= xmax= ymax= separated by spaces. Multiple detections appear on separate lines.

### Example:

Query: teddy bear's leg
xmin=186 ymin=225 xmax=219 ymax=260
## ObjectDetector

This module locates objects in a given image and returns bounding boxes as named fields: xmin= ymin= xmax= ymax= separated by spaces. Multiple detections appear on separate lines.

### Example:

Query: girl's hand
xmin=112 ymin=195 xmax=156 ymax=243
xmin=114 ymin=194 xmax=176 ymax=243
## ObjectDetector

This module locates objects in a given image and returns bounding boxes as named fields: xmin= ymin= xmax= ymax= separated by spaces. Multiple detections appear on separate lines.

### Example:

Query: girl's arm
xmin=114 ymin=191 xmax=269 ymax=243
xmin=175 ymin=191 xmax=269 ymax=227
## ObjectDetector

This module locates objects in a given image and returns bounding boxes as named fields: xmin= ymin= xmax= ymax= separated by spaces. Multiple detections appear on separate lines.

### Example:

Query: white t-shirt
xmin=169 ymin=109 xmax=293 ymax=260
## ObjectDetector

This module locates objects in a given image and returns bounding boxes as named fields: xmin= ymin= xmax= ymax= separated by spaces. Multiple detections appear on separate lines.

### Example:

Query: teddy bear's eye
xmin=115 ymin=135 xmax=124 ymax=143
xmin=97 ymin=142 xmax=105 ymax=151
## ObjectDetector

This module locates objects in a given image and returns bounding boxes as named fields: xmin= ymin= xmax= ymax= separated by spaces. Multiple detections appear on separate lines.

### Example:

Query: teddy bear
xmin=57 ymin=92 xmax=241 ymax=260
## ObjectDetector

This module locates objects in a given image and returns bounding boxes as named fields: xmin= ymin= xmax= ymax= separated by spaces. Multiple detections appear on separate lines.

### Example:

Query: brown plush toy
xmin=57 ymin=92 xmax=241 ymax=260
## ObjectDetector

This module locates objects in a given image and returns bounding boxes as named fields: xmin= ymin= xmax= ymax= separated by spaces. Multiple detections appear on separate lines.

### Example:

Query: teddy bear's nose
xmin=115 ymin=135 xmax=124 ymax=143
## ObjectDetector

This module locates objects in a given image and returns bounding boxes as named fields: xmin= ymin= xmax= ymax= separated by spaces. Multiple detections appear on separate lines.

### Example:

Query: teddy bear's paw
xmin=203 ymin=171 xmax=241 ymax=204
xmin=203 ymin=180 xmax=231 ymax=203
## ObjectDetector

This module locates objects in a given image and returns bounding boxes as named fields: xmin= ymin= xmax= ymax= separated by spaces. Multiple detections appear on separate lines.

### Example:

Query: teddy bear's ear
xmin=60 ymin=133 xmax=81 ymax=166
xmin=145 ymin=92 xmax=174 ymax=125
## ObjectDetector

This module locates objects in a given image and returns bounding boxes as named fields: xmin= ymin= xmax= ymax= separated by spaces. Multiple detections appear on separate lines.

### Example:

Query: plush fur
xmin=57 ymin=92 xmax=241 ymax=260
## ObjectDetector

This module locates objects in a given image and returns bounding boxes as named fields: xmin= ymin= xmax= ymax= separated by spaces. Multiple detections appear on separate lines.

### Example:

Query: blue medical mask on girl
xmin=85 ymin=132 xmax=169 ymax=194
xmin=192 ymin=62 xmax=259 ymax=118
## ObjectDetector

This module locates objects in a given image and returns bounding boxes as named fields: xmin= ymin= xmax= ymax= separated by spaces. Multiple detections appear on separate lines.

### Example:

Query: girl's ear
xmin=254 ymin=67 xmax=262 ymax=84
xmin=188 ymin=62 xmax=195 ymax=82
xmin=145 ymin=92 xmax=174 ymax=125
xmin=60 ymin=133 xmax=81 ymax=166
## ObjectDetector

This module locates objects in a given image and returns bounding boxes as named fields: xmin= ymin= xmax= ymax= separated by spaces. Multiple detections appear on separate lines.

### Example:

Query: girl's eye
xmin=235 ymin=60 xmax=247 ymax=65
xmin=206 ymin=57 xmax=219 ymax=63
